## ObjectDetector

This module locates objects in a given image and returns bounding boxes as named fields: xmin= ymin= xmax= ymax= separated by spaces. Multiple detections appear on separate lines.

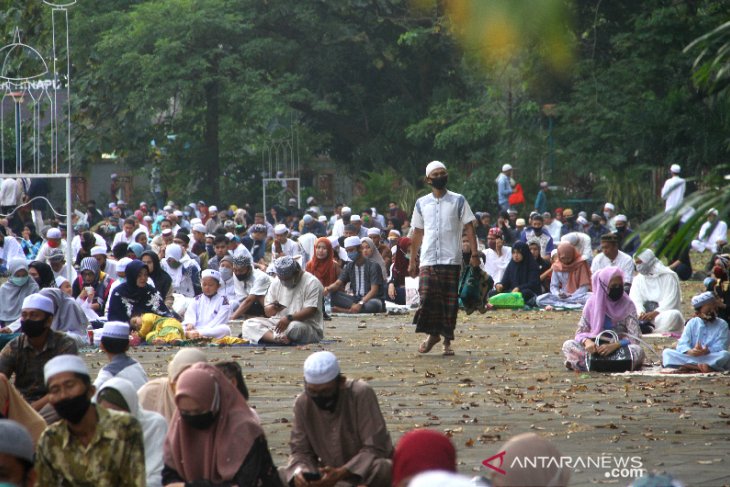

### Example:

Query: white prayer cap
xmin=143 ymin=215 xmax=153 ymax=222
xmin=341 ymin=206 xmax=352 ymax=215
xmin=707 ymin=207 xmax=719 ymax=216
xmin=110 ymin=173 xmax=118 ymax=179
xmin=44 ymin=355 xmax=89 ymax=384
xmin=117 ymin=200 xmax=126 ymax=206
xmin=670 ymin=164 xmax=681 ymax=174
xmin=502 ymin=163 xmax=513 ymax=172
xmin=350 ymin=215 xmax=361 ymax=222
xmin=0 ymin=419 xmax=35 ymax=463
xmin=367 ymin=227 xmax=380 ymax=236
xmin=303 ymin=351 xmax=340 ymax=385
xmin=425 ymin=160 xmax=446 ymax=177
xmin=102 ymin=321 xmax=130 ymax=340
xmin=190 ymin=218 xmax=202 ymax=226
xmin=173 ymin=210 xmax=183 ymax=217
xmin=162 ymin=228 xmax=173 ymax=236
xmin=201 ymin=269 xmax=221 ymax=284
xmin=205 ymin=233 xmax=215 ymax=239
xmin=389 ymin=229 xmax=401 ymax=238
xmin=208 ymin=205 xmax=218 ymax=213
xmin=192 ymin=223 xmax=207 ymax=233
xmin=614 ymin=214 xmax=628 ymax=223
xmin=318 ymin=215 xmax=327 ymax=223
xmin=604 ymin=202 xmax=615 ymax=211
xmin=408 ymin=471 xmax=475 ymax=487
xmin=576 ymin=216 xmax=588 ymax=225
xmin=225 ymin=232 xmax=235 ymax=240
xmin=344 ymin=236 xmax=361 ymax=249
xmin=108 ymin=202 xmax=116 ymax=209
xmin=515 ymin=218 xmax=526 ymax=227
xmin=692 ymin=291 xmax=715 ymax=309
xmin=302 ymin=214 xmax=313 ymax=223
xmin=47 ymin=228 xmax=62 ymax=239
xmin=274 ymin=224 xmax=288 ymax=235
xmin=55 ymin=276 xmax=69 ymax=287
xmin=163 ymin=205 xmax=173 ymax=212
xmin=306 ymin=196 xmax=315 ymax=204
xmin=22 ymin=294 xmax=54 ymax=314
xmin=328 ymin=235 xmax=340 ymax=248
xmin=116 ymin=257 xmax=133 ymax=273
xmin=91 ymin=246 xmax=107 ymax=256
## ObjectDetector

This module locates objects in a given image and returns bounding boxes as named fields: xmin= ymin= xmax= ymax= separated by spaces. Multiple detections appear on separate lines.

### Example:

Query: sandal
xmin=418 ymin=335 xmax=441 ymax=354
xmin=442 ymin=340 xmax=454 ymax=356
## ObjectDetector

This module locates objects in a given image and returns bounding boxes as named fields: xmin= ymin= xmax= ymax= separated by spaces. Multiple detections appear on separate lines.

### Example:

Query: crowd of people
xmin=0 ymin=161 xmax=725 ymax=485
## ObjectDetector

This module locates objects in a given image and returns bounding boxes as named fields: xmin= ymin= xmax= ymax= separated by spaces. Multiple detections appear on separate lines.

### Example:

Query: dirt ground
xmin=79 ymin=278 xmax=730 ymax=487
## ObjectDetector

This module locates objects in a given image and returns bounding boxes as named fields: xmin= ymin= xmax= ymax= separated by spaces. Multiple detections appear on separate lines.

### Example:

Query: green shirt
xmin=36 ymin=405 xmax=146 ymax=487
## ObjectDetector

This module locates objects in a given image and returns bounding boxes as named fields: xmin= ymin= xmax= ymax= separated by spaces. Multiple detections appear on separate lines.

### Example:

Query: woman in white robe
xmin=629 ymin=249 xmax=684 ymax=333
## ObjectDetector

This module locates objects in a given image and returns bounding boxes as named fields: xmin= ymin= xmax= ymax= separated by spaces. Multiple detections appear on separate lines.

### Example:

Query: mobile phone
xmin=302 ymin=472 xmax=321 ymax=481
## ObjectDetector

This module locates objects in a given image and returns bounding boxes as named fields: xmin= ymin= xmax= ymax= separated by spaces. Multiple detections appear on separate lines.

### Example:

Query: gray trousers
xmin=331 ymin=291 xmax=384 ymax=313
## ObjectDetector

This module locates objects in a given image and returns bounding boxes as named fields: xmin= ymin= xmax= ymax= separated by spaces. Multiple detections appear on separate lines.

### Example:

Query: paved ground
xmin=82 ymin=279 xmax=730 ymax=486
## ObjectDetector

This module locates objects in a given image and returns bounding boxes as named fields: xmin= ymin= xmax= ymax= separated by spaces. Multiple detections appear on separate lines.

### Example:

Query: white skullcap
xmin=344 ymin=236 xmax=361 ymax=248
xmin=47 ymin=228 xmax=62 ymax=239
xmin=201 ymin=269 xmax=221 ymax=284
xmin=604 ymin=202 xmax=615 ymax=211
xmin=208 ymin=205 xmax=218 ymax=212
xmin=303 ymin=351 xmax=340 ymax=385
xmin=318 ymin=215 xmax=327 ymax=222
xmin=190 ymin=218 xmax=202 ymax=226
xmin=576 ymin=216 xmax=588 ymax=225
xmin=341 ymin=206 xmax=352 ymax=215
xmin=551 ymin=249 xmax=558 ymax=258
xmin=116 ymin=257 xmax=133 ymax=273
xmin=614 ymin=214 xmax=628 ymax=223
xmin=91 ymin=246 xmax=107 ymax=256
xmin=225 ymin=232 xmax=235 ymax=240
xmin=192 ymin=223 xmax=207 ymax=233
xmin=110 ymin=173 xmax=118 ymax=179
xmin=328 ymin=235 xmax=340 ymax=248
xmin=350 ymin=215 xmax=361 ymax=222
xmin=389 ymin=229 xmax=401 ymax=237
xmin=0 ymin=419 xmax=35 ymax=463
xmin=22 ymin=294 xmax=54 ymax=314
xmin=425 ymin=160 xmax=447 ymax=177
xmin=367 ymin=227 xmax=380 ymax=236
xmin=306 ymin=196 xmax=315 ymax=204
xmin=44 ymin=355 xmax=89 ymax=384
xmin=173 ymin=210 xmax=183 ymax=217
xmin=163 ymin=205 xmax=173 ymax=212
xmin=108 ymin=202 xmax=116 ymax=209
xmin=117 ymin=200 xmax=126 ymax=205
xmin=692 ymin=291 xmax=715 ymax=309
xmin=274 ymin=224 xmax=288 ymax=235
xmin=102 ymin=321 xmax=130 ymax=340
xmin=162 ymin=228 xmax=173 ymax=235
xmin=707 ymin=208 xmax=719 ymax=216
xmin=302 ymin=214 xmax=313 ymax=223
xmin=502 ymin=163 xmax=513 ymax=172
xmin=55 ymin=276 xmax=69 ymax=287
xmin=515 ymin=218 xmax=526 ymax=226
xmin=670 ymin=164 xmax=681 ymax=174
xmin=143 ymin=215 xmax=153 ymax=222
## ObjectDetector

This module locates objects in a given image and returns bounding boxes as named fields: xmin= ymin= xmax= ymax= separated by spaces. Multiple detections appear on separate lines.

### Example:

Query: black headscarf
xmin=501 ymin=241 xmax=541 ymax=294
xmin=107 ymin=260 xmax=171 ymax=322
xmin=29 ymin=261 xmax=56 ymax=289
xmin=141 ymin=250 xmax=172 ymax=299
xmin=24 ymin=223 xmax=43 ymax=244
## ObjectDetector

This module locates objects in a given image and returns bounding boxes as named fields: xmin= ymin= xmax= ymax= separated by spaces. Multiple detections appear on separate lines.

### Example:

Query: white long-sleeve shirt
xmin=182 ymin=292 xmax=232 ymax=338
xmin=661 ymin=176 xmax=686 ymax=212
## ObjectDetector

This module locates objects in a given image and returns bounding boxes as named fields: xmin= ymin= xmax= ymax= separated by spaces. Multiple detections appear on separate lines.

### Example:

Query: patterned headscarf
xmin=80 ymin=257 xmax=100 ymax=283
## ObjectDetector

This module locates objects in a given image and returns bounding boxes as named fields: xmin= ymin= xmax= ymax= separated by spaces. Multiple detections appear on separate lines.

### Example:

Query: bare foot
xmin=418 ymin=334 xmax=441 ymax=354
xmin=443 ymin=339 xmax=454 ymax=356
xmin=274 ymin=334 xmax=291 ymax=345
xmin=698 ymin=363 xmax=713 ymax=373
xmin=151 ymin=339 xmax=165 ymax=346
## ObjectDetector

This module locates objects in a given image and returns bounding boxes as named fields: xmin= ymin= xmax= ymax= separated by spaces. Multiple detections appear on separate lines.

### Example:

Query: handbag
xmin=585 ymin=330 xmax=635 ymax=372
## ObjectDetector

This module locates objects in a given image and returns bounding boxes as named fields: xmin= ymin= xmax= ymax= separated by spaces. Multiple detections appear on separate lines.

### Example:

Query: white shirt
xmin=546 ymin=220 xmax=563 ymax=240
xmin=94 ymin=361 xmax=149 ymax=392
xmin=0 ymin=237 xmax=24 ymax=265
xmin=182 ymin=293 xmax=232 ymax=338
xmin=561 ymin=232 xmax=593 ymax=263
xmin=111 ymin=230 xmax=136 ymax=248
xmin=233 ymin=268 xmax=272 ymax=299
xmin=411 ymin=190 xmax=476 ymax=266
xmin=661 ymin=175 xmax=686 ymax=212
xmin=273 ymin=238 xmax=302 ymax=259
xmin=35 ymin=239 xmax=68 ymax=264
xmin=71 ymin=232 xmax=107 ymax=261
xmin=0 ymin=178 xmax=22 ymax=207
xmin=695 ymin=220 xmax=728 ymax=252
xmin=482 ymin=246 xmax=512 ymax=285
xmin=265 ymin=271 xmax=323 ymax=331
xmin=591 ymin=250 xmax=635 ymax=284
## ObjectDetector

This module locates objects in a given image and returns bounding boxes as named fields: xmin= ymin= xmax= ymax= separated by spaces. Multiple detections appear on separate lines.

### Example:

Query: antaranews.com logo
xmin=483 ymin=451 xmax=646 ymax=480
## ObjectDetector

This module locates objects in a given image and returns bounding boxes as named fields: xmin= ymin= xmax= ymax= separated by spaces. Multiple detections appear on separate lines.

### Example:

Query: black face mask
xmin=592 ymin=221 xmax=601 ymax=227
xmin=181 ymin=411 xmax=218 ymax=430
xmin=235 ymin=272 xmax=249 ymax=281
xmin=615 ymin=227 xmax=626 ymax=234
xmin=53 ymin=390 xmax=92 ymax=424
xmin=430 ymin=176 xmax=448 ymax=190
xmin=566 ymin=217 xmax=576 ymax=224
xmin=532 ymin=227 xmax=543 ymax=236
xmin=20 ymin=318 xmax=47 ymax=338
xmin=308 ymin=386 xmax=340 ymax=413
xmin=607 ymin=286 xmax=623 ymax=302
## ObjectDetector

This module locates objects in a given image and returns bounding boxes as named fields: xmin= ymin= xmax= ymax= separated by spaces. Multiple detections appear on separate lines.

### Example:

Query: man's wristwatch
xmin=286 ymin=314 xmax=294 ymax=322
xmin=358 ymin=301 xmax=365 ymax=306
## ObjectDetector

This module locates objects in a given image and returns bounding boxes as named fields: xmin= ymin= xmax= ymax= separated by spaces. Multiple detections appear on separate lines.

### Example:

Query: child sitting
xmin=181 ymin=269 xmax=232 ymax=338
xmin=132 ymin=313 xmax=185 ymax=345
xmin=94 ymin=321 xmax=149 ymax=390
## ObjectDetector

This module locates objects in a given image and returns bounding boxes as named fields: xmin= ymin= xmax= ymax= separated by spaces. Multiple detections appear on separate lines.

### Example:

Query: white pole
xmin=65 ymin=174 xmax=74 ymax=280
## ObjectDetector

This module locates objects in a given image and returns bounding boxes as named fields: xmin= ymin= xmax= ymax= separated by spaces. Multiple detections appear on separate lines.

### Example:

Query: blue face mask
xmin=10 ymin=275 xmax=29 ymax=287
xmin=347 ymin=251 xmax=359 ymax=261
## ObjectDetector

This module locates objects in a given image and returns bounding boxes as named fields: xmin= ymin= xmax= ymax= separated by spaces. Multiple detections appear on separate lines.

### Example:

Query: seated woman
xmin=0 ymin=258 xmax=39 ymax=328
xmin=181 ymin=269 xmax=232 ymax=339
xmin=662 ymin=291 xmax=730 ymax=373
xmin=72 ymin=257 xmax=115 ymax=317
xmin=387 ymin=237 xmax=411 ymax=305
xmin=562 ymin=267 xmax=644 ymax=371
xmin=141 ymin=251 xmax=174 ymax=309
xmin=629 ymin=249 xmax=684 ymax=333
xmin=361 ymin=236 xmax=388 ymax=281
xmin=107 ymin=260 xmax=172 ymax=323
xmin=162 ymin=243 xmax=202 ymax=298
xmin=536 ymin=242 xmax=592 ymax=309
xmin=39 ymin=287 xmax=89 ymax=347
xmin=162 ymin=363 xmax=281 ymax=487
xmin=491 ymin=241 xmax=541 ymax=306
xmin=482 ymin=228 xmax=511 ymax=287
xmin=28 ymin=261 xmax=56 ymax=290
xmin=528 ymin=239 xmax=552 ymax=293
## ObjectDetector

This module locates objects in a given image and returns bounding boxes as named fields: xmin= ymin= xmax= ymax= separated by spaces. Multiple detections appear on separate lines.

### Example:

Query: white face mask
xmin=219 ymin=267 xmax=233 ymax=281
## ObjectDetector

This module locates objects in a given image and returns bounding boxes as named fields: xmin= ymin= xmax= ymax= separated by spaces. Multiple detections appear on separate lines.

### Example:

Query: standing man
xmin=496 ymin=164 xmax=513 ymax=212
xmin=661 ymin=164 xmax=686 ymax=213
xmin=409 ymin=161 xmax=478 ymax=356
xmin=534 ymin=181 xmax=549 ymax=214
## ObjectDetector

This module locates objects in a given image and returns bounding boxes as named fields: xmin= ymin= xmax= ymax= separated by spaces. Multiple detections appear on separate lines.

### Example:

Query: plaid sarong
xmin=413 ymin=265 xmax=461 ymax=340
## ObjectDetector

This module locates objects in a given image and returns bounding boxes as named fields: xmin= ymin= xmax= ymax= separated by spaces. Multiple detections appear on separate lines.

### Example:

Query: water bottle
xmin=324 ymin=295 xmax=332 ymax=315
xmin=87 ymin=324 xmax=94 ymax=346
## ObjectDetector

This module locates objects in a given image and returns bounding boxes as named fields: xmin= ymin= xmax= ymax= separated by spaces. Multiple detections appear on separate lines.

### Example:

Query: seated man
xmin=325 ymin=236 xmax=385 ymax=314
xmin=272 ymin=224 xmax=302 ymax=259
xmin=662 ymin=292 xmax=730 ymax=373
xmin=629 ymin=249 xmax=685 ymax=333
xmin=230 ymin=256 xmax=271 ymax=320
xmin=241 ymin=256 xmax=323 ymax=345
xmin=47 ymin=248 xmax=77 ymax=282
xmin=0 ymin=294 xmax=78 ymax=423
xmin=614 ymin=215 xmax=640 ymax=256
xmin=692 ymin=208 xmax=728 ymax=253
xmin=590 ymin=233 xmax=634 ymax=292
xmin=36 ymin=355 xmax=146 ymax=485
xmin=182 ymin=269 xmax=232 ymax=338
xmin=93 ymin=321 xmax=148 ymax=391
xmin=281 ymin=351 xmax=393 ymax=487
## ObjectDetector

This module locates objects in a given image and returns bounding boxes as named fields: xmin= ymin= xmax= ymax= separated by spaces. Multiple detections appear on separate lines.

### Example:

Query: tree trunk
xmin=204 ymin=78 xmax=220 ymax=202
